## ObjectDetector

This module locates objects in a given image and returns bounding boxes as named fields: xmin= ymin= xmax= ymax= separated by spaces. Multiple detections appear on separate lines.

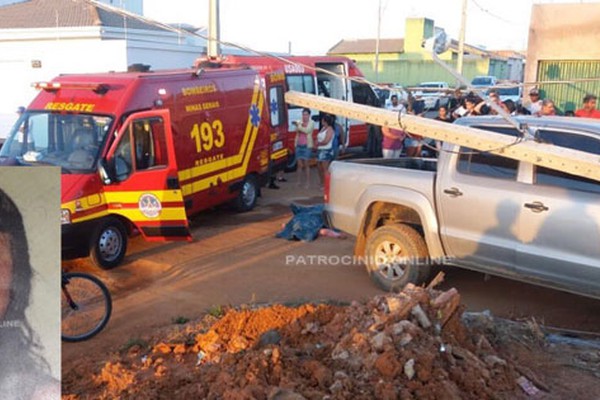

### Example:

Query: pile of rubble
xmin=65 ymin=279 xmax=530 ymax=399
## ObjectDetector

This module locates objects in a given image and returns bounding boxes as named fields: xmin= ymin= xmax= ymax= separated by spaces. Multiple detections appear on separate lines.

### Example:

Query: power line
xmin=88 ymin=1 xmax=600 ymax=94
xmin=470 ymin=0 xmax=520 ymax=26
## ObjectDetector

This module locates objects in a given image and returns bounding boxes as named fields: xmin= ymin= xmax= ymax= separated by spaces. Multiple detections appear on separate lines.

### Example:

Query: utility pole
xmin=374 ymin=0 xmax=382 ymax=83
xmin=456 ymin=0 xmax=467 ymax=86
xmin=208 ymin=0 xmax=221 ymax=58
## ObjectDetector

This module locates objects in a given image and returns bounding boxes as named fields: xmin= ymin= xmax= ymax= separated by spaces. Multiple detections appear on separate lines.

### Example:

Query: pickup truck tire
xmin=235 ymin=175 xmax=258 ymax=212
xmin=365 ymin=224 xmax=430 ymax=292
xmin=90 ymin=217 xmax=128 ymax=269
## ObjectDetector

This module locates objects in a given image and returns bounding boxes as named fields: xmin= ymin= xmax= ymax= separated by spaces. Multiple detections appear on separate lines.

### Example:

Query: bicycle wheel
xmin=61 ymin=272 xmax=112 ymax=342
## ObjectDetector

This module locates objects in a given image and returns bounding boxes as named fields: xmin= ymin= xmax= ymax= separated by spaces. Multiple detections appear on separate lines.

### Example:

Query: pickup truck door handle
xmin=443 ymin=187 xmax=463 ymax=197
xmin=524 ymin=201 xmax=549 ymax=213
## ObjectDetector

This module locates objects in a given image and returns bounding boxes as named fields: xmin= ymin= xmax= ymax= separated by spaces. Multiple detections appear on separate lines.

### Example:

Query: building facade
xmin=525 ymin=3 xmax=600 ymax=113
xmin=328 ymin=17 xmax=517 ymax=87
xmin=0 ymin=0 xmax=243 ymax=136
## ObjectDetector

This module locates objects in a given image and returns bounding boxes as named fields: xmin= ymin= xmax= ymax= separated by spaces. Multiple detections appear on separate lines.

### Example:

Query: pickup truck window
xmin=534 ymin=130 xmax=600 ymax=194
xmin=457 ymin=151 xmax=518 ymax=179
xmin=537 ymin=130 xmax=600 ymax=155
xmin=457 ymin=126 xmax=519 ymax=180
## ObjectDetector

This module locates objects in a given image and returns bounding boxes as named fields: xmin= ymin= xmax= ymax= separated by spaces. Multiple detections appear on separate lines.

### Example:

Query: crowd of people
xmin=268 ymin=108 xmax=346 ymax=191
xmin=267 ymin=88 xmax=600 ymax=185
xmin=375 ymin=88 xmax=600 ymax=160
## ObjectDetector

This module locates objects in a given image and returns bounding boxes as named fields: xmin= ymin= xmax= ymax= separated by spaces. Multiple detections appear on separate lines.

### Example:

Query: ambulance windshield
xmin=0 ymin=111 xmax=113 ymax=172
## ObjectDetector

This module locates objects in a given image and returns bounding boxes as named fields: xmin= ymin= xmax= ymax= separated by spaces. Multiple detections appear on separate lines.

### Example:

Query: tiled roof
xmin=490 ymin=49 xmax=526 ymax=59
xmin=328 ymin=38 xmax=405 ymax=55
xmin=0 ymin=0 xmax=167 ymax=31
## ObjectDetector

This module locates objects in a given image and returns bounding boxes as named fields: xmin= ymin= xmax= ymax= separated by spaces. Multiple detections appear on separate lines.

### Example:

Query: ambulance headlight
xmin=61 ymin=209 xmax=71 ymax=225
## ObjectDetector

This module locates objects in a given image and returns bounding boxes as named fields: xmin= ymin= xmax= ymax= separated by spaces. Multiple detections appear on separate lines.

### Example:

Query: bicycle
xmin=61 ymin=271 xmax=112 ymax=342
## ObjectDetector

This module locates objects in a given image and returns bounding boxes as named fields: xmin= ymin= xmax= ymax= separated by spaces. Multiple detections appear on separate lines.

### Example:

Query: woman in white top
xmin=315 ymin=114 xmax=335 ymax=190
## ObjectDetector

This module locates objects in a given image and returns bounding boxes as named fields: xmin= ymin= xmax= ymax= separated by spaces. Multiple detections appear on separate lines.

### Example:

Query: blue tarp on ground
xmin=276 ymin=203 xmax=325 ymax=242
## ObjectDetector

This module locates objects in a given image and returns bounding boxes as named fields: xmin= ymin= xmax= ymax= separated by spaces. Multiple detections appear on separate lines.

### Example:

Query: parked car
xmin=471 ymin=75 xmax=497 ymax=88
xmin=413 ymin=81 xmax=449 ymax=110
xmin=326 ymin=116 xmax=600 ymax=299
xmin=495 ymin=85 xmax=522 ymax=106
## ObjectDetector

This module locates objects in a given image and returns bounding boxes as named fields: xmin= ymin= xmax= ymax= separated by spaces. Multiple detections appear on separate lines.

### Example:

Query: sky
xmin=141 ymin=0 xmax=541 ymax=55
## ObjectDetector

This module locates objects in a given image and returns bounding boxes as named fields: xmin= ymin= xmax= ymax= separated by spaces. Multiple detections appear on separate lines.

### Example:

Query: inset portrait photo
xmin=0 ymin=167 xmax=61 ymax=400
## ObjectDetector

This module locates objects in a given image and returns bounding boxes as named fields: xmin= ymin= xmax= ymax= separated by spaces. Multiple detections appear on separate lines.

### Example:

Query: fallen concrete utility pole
xmin=285 ymin=91 xmax=600 ymax=182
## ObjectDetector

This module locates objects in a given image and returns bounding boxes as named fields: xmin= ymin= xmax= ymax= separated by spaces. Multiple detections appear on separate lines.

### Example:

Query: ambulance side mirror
xmin=98 ymin=158 xmax=116 ymax=185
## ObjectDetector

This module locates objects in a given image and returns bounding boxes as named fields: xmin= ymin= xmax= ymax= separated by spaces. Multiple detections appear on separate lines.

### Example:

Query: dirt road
xmin=62 ymin=172 xmax=600 ymax=366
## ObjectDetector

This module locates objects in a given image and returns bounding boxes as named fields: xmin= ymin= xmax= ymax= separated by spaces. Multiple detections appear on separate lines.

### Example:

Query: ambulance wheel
xmin=90 ymin=217 xmax=128 ymax=269
xmin=235 ymin=175 xmax=258 ymax=212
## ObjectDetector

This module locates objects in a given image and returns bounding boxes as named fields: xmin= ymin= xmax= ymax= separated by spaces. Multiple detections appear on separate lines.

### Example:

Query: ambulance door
xmin=102 ymin=109 xmax=192 ymax=242
xmin=265 ymin=72 xmax=289 ymax=169
xmin=315 ymin=62 xmax=350 ymax=147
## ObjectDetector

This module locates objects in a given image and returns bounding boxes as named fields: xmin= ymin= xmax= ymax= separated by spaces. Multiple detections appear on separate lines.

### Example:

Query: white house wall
xmin=127 ymin=40 xmax=207 ymax=70
xmin=0 ymin=38 xmax=127 ymax=137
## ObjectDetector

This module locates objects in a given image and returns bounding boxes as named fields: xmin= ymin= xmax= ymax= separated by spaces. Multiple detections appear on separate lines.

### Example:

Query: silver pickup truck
xmin=326 ymin=116 xmax=600 ymax=299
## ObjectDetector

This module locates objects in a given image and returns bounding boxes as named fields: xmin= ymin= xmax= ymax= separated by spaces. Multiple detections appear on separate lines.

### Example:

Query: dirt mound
xmin=63 ymin=281 xmax=540 ymax=399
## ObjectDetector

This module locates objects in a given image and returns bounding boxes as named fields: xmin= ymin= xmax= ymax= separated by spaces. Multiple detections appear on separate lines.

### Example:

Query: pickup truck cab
xmin=326 ymin=116 xmax=600 ymax=299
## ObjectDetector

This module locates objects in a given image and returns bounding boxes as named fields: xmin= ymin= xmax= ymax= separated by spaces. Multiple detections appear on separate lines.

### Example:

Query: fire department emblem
xmin=139 ymin=193 xmax=162 ymax=218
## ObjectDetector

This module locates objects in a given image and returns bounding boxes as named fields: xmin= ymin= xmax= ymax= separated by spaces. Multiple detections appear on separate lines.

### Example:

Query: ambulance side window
xmin=269 ymin=86 xmax=285 ymax=127
xmin=132 ymin=118 xmax=166 ymax=171
xmin=113 ymin=117 xmax=167 ymax=181
xmin=285 ymin=74 xmax=315 ymax=109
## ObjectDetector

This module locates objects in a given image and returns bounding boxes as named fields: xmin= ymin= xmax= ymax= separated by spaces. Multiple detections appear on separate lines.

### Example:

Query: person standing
xmin=525 ymin=88 xmax=543 ymax=115
xmin=315 ymin=114 xmax=335 ymax=190
xmin=540 ymin=99 xmax=557 ymax=116
xmin=575 ymin=94 xmax=600 ymax=119
xmin=331 ymin=115 xmax=346 ymax=160
xmin=387 ymin=94 xmax=406 ymax=113
xmin=292 ymin=108 xmax=314 ymax=189
xmin=434 ymin=105 xmax=454 ymax=123
xmin=381 ymin=124 xmax=406 ymax=159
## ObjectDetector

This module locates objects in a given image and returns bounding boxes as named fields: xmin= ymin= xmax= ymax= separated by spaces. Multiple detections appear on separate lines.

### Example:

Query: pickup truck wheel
xmin=90 ymin=217 xmax=128 ymax=269
xmin=235 ymin=175 xmax=258 ymax=212
xmin=365 ymin=224 xmax=430 ymax=292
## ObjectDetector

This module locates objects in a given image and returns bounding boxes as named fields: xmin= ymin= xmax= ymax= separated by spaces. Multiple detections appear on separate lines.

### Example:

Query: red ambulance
xmin=0 ymin=63 xmax=288 ymax=268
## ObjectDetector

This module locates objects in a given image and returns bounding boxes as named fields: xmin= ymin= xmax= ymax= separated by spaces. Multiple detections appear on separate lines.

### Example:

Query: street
xmin=62 ymin=168 xmax=600 ymax=367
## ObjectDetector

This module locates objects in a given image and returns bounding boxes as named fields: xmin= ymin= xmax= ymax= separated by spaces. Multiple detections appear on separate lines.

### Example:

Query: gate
xmin=537 ymin=60 xmax=600 ymax=113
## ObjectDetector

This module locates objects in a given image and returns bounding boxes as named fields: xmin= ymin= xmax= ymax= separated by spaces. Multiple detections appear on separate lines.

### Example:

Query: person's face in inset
xmin=0 ymin=233 xmax=13 ymax=319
